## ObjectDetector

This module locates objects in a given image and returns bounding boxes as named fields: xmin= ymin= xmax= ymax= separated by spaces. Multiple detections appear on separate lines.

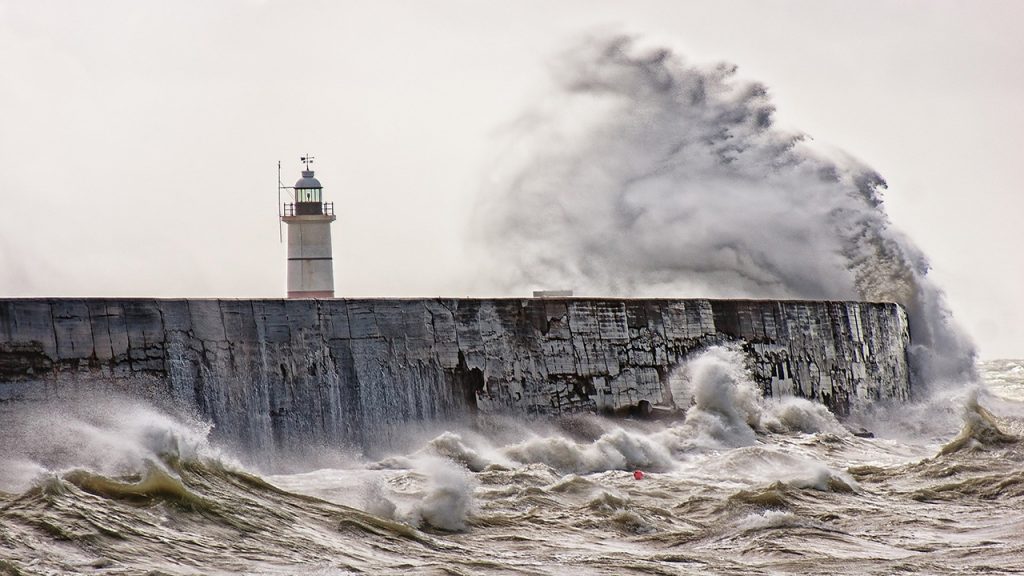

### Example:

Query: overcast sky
xmin=1 ymin=1 xmax=1021 ymax=358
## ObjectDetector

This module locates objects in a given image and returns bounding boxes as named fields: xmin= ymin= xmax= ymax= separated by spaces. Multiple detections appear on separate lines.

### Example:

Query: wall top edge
xmin=0 ymin=296 xmax=903 ymax=308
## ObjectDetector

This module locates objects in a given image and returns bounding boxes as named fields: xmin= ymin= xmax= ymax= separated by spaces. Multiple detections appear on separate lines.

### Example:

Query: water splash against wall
xmin=476 ymin=33 xmax=975 ymax=390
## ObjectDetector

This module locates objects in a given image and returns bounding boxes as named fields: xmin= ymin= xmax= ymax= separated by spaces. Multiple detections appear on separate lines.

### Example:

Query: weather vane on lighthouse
xmin=278 ymin=155 xmax=337 ymax=299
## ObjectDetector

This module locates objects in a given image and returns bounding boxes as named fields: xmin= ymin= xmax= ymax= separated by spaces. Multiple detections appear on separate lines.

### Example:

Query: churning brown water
xmin=2 ymin=355 xmax=1023 ymax=575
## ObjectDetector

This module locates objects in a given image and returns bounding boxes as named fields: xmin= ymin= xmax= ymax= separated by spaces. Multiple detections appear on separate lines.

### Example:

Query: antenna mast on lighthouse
xmin=277 ymin=161 xmax=291 ymax=243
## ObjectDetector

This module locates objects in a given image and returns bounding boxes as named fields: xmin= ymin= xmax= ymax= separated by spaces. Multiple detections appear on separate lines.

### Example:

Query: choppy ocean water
xmin=2 ymin=354 xmax=1023 ymax=575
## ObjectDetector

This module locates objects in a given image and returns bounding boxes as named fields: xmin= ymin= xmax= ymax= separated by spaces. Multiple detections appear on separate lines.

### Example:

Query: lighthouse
xmin=281 ymin=156 xmax=336 ymax=298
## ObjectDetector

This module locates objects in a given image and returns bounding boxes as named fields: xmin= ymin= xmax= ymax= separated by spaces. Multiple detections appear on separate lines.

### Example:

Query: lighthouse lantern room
xmin=281 ymin=156 xmax=336 ymax=298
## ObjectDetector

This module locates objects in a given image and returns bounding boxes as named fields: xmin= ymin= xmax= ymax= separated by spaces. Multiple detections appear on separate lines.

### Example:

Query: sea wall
xmin=0 ymin=298 xmax=910 ymax=455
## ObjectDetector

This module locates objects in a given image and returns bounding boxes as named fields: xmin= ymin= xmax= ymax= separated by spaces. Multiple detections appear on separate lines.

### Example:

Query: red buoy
xmin=633 ymin=470 xmax=645 ymax=480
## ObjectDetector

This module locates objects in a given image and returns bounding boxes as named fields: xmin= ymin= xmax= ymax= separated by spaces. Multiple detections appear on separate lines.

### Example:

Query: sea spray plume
xmin=384 ymin=455 xmax=477 ymax=531
xmin=669 ymin=346 xmax=846 ymax=447
xmin=477 ymin=33 xmax=975 ymax=390
xmin=673 ymin=346 xmax=762 ymax=447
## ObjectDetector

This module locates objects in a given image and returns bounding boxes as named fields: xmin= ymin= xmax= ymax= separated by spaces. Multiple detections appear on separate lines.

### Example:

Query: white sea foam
xmin=737 ymin=510 xmax=803 ymax=532
xmin=763 ymin=396 xmax=848 ymax=435
xmin=502 ymin=424 xmax=675 ymax=474
xmin=705 ymin=444 xmax=857 ymax=493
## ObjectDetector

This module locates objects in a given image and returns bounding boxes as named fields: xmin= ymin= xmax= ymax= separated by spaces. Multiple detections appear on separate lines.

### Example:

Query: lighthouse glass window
xmin=298 ymin=188 xmax=321 ymax=203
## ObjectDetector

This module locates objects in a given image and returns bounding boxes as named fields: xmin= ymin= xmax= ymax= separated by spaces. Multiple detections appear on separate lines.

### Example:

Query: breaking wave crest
xmin=503 ymin=426 xmax=676 ymax=474
xmin=0 ymin=396 xmax=227 ymax=495
xmin=939 ymin=392 xmax=1017 ymax=456
xmin=61 ymin=466 xmax=206 ymax=509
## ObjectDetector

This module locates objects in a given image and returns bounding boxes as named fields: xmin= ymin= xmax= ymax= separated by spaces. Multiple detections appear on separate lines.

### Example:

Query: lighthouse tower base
xmin=283 ymin=214 xmax=336 ymax=298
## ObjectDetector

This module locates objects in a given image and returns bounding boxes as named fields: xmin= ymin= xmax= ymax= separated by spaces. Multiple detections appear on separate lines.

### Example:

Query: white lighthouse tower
xmin=281 ymin=156 xmax=336 ymax=298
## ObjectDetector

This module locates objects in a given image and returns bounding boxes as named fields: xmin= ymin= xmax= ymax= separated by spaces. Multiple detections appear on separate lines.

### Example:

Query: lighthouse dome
xmin=295 ymin=170 xmax=322 ymax=189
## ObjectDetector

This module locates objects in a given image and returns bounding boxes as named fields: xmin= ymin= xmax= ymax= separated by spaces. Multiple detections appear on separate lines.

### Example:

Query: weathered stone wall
xmin=0 ymin=298 xmax=909 ymax=454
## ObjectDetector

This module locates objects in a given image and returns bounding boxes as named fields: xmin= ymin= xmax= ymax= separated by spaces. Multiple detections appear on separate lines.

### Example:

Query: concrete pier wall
xmin=0 ymin=298 xmax=910 ymax=454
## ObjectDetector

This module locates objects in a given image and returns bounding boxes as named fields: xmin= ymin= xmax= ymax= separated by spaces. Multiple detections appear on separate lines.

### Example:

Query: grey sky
xmin=1 ymin=1 xmax=1021 ymax=358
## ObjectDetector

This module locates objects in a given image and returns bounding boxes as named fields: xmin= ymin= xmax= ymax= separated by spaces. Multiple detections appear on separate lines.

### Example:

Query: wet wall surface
xmin=0 ymin=298 xmax=909 ymax=454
